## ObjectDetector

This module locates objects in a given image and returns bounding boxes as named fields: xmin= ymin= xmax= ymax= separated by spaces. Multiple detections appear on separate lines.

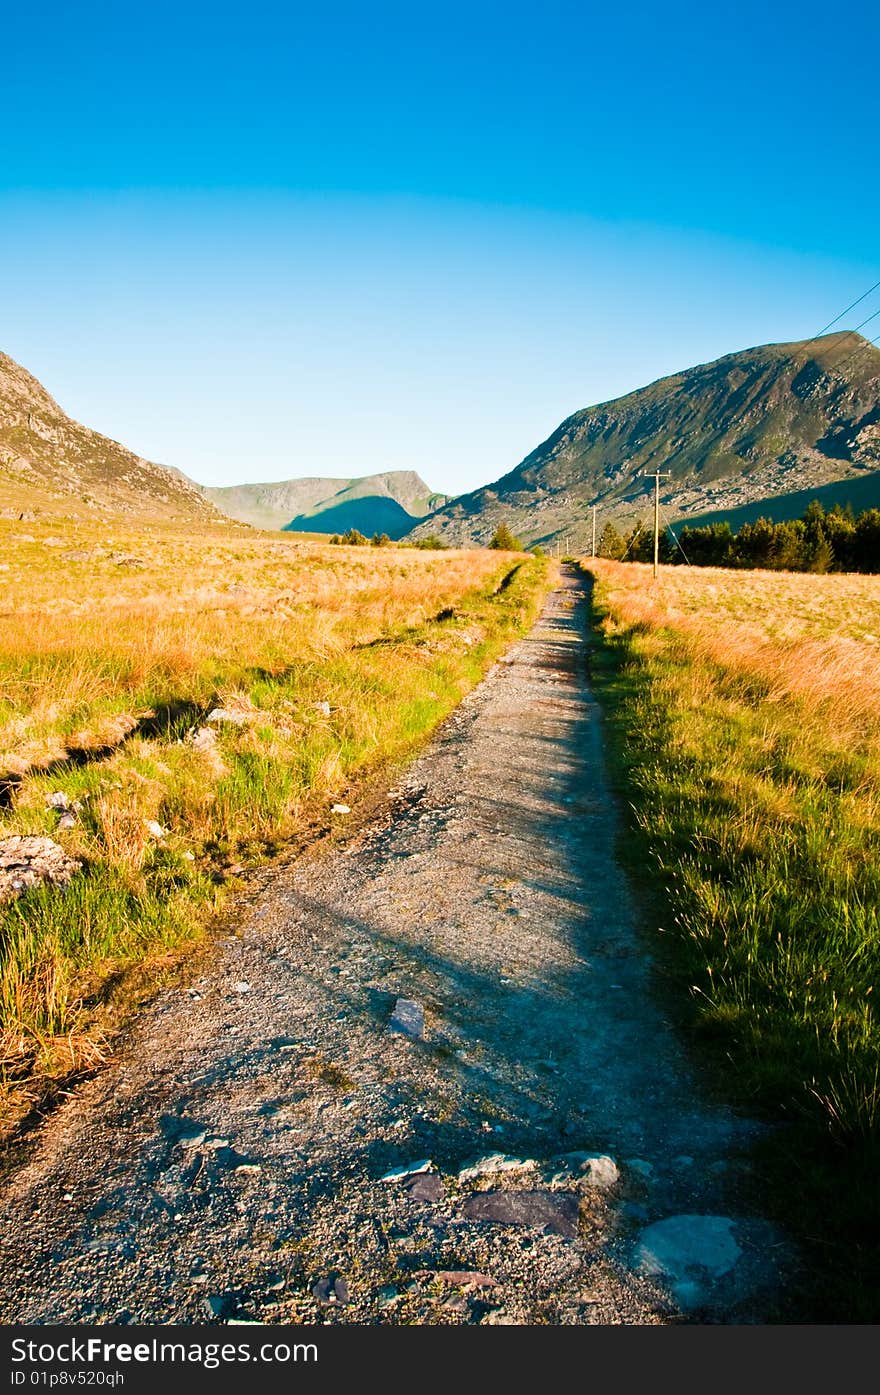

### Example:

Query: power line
xmin=818 ymin=305 xmax=880 ymax=366
xmin=828 ymin=329 xmax=880 ymax=377
xmin=617 ymin=520 xmax=645 ymax=563
xmin=808 ymin=278 xmax=880 ymax=343
xmin=658 ymin=504 xmax=692 ymax=565
xmin=845 ymin=305 xmax=880 ymax=338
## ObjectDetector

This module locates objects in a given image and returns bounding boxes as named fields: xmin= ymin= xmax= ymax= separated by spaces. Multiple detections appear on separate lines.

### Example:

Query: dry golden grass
xmin=0 ymin=516 xmax=548 ymax=1097
xmin=0 ymin=519 xmax=512 ymax=775
xmin=589 ymin=560 xmax=880 ymax=744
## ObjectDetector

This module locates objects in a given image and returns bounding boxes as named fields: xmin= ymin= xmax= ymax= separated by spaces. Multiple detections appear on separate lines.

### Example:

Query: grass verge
xmin=583 ymin=559 xmax=880 ymax=1320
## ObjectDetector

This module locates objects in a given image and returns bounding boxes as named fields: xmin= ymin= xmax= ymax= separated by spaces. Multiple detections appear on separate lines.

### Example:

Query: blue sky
xmin=1 ymin=0 xmax=877 ymax=495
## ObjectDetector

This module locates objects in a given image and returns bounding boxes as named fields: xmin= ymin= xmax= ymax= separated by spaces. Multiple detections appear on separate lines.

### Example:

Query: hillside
xmin=0 ymin=352 xmax=221 ymax=525
xmin=408 ymin=333 xmax=880 ymax=548
xmin=201 ymin=471 xmax=446 ymax=536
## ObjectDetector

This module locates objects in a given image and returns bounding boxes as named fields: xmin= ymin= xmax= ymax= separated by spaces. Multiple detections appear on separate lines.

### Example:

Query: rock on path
xmin=0 ymin=569 xmax=794 ymax=1325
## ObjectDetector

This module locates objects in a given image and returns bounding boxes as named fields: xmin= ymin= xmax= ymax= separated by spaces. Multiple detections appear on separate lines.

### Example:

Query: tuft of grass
xmin=583 ymin=558 xmax=880 ymax=1318
xmin=0 ymin=519 xmax=549 ymax=1108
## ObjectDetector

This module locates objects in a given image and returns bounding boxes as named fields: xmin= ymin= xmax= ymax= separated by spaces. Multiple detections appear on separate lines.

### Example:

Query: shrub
xmin=488 ymin=524 xmax=522 ymax=551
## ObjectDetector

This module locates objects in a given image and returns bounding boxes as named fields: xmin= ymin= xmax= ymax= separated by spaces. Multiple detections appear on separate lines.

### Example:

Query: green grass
xmin=584 ymin=559 xmax=880 ymax=1319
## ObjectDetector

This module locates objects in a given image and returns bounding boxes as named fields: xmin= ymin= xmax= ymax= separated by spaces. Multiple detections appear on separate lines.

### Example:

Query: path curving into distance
xmin=0 ymin=568 xmax=794 ymax=1324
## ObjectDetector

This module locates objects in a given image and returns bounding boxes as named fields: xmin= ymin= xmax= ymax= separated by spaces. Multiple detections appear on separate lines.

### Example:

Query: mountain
xmin=201 ymin=471 xmax=447 ymax=537
xmin=408 ymin=333 xmax=880 ymax=549
xmin=0 ymin=351 xmax=222 ymax=525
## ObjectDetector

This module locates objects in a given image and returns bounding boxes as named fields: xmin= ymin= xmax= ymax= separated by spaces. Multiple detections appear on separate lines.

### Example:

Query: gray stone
xmin=634 ymin=1215 xmax=741 ymax=1310
xmin=312 ymin=1275 xmax=349 ymax=1305
xmin=57 ymin=811 xmax=77 ymax=830
xmin=581 ymin=1154 xmax=619 ymax=1189
xmin=404 ymin=1172 xmax=444 ymax=1202
xmin=313 ymin=701 xmax=331 ymax=717
xmin=203 ymin=1293 xmax=235 ymax=1319
xmin=45 ymin=791 xmax=71 ymax=810
xmin=549 ymin=1151 xmax=620 ymax=1190
xmin=388 ymin=998 xmax=425 ymax=1038
xmin=206 ymin=708 xmax=250 ymax=727
xmin=461 ymin=1190 xmax=580 ymax=1238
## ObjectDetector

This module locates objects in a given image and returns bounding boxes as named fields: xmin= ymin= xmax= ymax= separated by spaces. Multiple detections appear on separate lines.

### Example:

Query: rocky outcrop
xmin=0 ymin=836 xmax=82 ymax=903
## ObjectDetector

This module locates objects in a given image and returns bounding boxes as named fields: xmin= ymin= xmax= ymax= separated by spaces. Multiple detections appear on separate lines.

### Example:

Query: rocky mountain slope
xmin=0 ymin=352 xmax=222 ymax=525
xmin=201 ymin=471 xmax=447 ymax=537
xmin=409 ymin=333 xmax=880 ymax=548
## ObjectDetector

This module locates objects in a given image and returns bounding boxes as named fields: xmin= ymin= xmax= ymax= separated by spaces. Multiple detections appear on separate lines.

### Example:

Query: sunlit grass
xmin=584 ymin=559 xmax=880 ymax=1133
xmin=0 ymin=518 xmax=548 ymax=1094
xmin=585 ymin=558 xmax=880 ymax=1316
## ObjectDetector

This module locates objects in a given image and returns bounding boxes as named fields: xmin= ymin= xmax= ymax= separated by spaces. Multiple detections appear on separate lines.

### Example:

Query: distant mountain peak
xmin=200 ymin=470 xmax=447 ymax=536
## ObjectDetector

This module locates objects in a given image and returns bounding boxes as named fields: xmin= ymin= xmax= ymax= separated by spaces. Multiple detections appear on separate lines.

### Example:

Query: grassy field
xmin=0 ymin=518 xmax=548 ymax=1108
xmin=584 ymin=558 xmax=880 ymax=1315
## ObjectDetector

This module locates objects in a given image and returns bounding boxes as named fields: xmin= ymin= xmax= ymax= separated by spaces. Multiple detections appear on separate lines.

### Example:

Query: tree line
xmin=598 ymin=501 xmax=880 ymax=573
xmin=328 ymin=529 xmax=446 ymax=549
xmin=328 ymin=524 xmax=526 ymax=551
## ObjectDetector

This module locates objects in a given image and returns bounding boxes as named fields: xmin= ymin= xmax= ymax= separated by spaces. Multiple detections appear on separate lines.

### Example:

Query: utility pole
xmin=640 ymin=470 xmax=670 ymax=579
xmin=591 ymin=505 xmax=597 ymax=558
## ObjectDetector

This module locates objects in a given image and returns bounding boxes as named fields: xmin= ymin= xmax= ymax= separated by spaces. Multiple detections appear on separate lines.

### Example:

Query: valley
xmin=2 ymin=329 xmax=880 ymax=1324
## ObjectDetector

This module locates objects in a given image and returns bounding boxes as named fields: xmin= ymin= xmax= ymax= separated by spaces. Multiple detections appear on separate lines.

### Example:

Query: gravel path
xmin=0 ymin=569 xmax=794 ymax=1325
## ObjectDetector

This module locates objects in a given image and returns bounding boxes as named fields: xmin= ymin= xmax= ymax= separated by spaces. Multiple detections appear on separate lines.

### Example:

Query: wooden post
xmin=640 ymin=470 xmax=670 ymax=579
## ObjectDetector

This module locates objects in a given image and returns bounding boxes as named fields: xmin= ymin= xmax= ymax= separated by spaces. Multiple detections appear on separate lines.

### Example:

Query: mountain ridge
xmin=408 ymin=332 xmax=880 ymax=548
xmin=200 ymin=470 xmax=447 ymax=536
xmin=0 ymin=351 xmax=222 ymax=525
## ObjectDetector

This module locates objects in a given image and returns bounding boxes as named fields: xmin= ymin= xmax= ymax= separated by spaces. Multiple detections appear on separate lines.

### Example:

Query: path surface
xmin=0 ymin=570 xmax=793 ymax=1325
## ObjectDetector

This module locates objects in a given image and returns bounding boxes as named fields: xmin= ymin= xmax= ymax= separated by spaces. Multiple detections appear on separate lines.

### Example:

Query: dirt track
xmin=0 ymin=568 xmax=793 ymax=1325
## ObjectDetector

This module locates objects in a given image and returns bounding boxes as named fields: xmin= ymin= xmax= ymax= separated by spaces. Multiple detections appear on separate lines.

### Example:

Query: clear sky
xmin=1 ymin=0 xmax=877 ymax=496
